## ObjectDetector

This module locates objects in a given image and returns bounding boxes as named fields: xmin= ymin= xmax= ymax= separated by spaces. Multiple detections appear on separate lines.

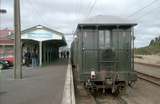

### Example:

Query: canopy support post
xmin=39 ymin=41 xmax=42 ymax=67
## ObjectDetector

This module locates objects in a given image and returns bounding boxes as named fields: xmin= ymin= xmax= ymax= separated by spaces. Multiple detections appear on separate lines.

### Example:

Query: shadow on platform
xmin=51 ymin=58 xmax=69 ymax=65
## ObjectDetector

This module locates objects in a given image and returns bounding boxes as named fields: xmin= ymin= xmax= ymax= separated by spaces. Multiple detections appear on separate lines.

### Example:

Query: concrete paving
xmin=134 ymin=64 xmax=160 ymax=78
xmin=0 ymin=59 xmax=68 ymax=104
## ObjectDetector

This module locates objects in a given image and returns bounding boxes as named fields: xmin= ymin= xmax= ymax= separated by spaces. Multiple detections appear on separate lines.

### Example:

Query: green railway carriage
xmin=71 ymin=15 xmax=137 ymax=94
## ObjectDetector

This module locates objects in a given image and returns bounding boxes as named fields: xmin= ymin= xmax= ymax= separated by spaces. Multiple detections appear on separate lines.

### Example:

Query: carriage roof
xmin=78 ymin=15 xmax=137 ymax=27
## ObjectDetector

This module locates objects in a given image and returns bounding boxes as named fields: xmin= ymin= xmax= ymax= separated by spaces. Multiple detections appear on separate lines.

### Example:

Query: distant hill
xmin=135 ymin=35 xmax=160 ymax=55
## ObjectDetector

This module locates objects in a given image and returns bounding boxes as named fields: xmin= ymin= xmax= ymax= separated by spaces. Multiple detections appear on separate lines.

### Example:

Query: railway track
xmin=135 ymin=62 xmax=160 ymax=68
xmin=77 ymin=85 xmax=128 ymax=104
xmin=136 ymin=71 xmax=160 ymax=86
xmin=93 ymin=95 xmax=127 ymax=104
xmin=76 ymin=71 xmax=160 ymax=104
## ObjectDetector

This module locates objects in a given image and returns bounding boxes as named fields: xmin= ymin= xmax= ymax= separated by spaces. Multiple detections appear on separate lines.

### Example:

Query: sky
xmin=0 ymin=0 xmax=160 ymax=48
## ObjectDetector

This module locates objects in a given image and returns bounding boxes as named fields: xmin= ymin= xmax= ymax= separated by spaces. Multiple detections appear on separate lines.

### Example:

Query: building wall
xmin=0 ymin=45 xmax=14 ymax=58
xmin=0 ymin=29 xmax=14 ymax=58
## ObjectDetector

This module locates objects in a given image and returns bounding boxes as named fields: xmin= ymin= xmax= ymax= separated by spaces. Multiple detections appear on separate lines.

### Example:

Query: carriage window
xmin=105 ymin=30 xmax=110 ymax=48
xmin=99 ymin=30 xmax=110 ymax=49
xmin=99 ymin=31 xmax=105 ymax=49
xmin=83 ymin=30 xmax=98 ymax=49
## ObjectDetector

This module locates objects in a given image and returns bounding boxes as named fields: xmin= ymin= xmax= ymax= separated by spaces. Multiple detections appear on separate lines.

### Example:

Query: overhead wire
xmin=128 ymin=0 xmax=159 ymax=17
xmin=73 ymin=0 xmax=98 ymax=33
xmin=75 ymin=0 xmax=81 ymax=18
xmin=135 ymin=3 xmax=160 ymax=20
xmin=86 ymin=0 xmax=97 ymax=18
xmin=84 ymin=0 xmax=94 ymax=16
xmin=129 ymin=0 xmax=160 ymax=47
xmin=74 ymin=0 xmax=78 ymax=18
xmin=26 ymin=0 xmax=61 ymax=30
xmin=27 ymin=0 xmax=48 ymax=26
xmin=75 ymin=0 xmax=98 ymax=19
xmin=129 ymin=0 xmax=160 ymax=21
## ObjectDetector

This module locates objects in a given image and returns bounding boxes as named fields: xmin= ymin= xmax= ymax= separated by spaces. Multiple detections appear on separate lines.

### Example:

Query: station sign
xmin=22 ymin=29 xmax=62 ymax=41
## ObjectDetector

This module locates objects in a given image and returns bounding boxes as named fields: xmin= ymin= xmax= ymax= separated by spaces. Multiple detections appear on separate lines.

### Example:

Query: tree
xmin=155 ymin=37 xmax=159 ymax=43
xmin=149 ymin=39 xmax=155 ymax=46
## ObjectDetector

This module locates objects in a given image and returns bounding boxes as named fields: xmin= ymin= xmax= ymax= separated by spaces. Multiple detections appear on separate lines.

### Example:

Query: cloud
xmin=1 ymin=0 xmax=160 ymax=47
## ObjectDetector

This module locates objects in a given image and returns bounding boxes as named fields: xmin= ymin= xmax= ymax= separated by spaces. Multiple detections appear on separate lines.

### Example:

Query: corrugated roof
xmin=79 ymin=15 xmax=137 ymax=26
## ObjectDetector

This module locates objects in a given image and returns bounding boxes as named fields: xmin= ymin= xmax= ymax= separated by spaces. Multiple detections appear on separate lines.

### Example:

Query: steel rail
xmin=135 ymin=62 xmax=160 ymax=68
xmin=91 ymin=91 xmax=128 ymax=104
xmin=136 ymin=71 xmax=160 ymax=86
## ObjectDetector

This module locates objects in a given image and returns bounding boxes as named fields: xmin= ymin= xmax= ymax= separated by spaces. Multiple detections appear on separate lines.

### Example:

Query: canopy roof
xmin=10 ymin=25 xmax=67 ymax=46
xmin=21 ymin=25 xmax=65 ymax=42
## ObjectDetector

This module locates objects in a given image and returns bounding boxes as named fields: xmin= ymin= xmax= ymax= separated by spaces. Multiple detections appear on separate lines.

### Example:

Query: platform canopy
xmin=10 ymin=25 xmax=66 ymax=45
xmin=10 ymin=25 xmax=67 ymax=66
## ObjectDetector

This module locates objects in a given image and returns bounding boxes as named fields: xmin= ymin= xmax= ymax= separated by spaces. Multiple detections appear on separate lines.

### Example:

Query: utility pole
xmin=14 ymin=0 xmax=22 ymax=79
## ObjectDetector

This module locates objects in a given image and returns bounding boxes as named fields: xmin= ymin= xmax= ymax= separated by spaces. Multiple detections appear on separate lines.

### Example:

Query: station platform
xmin=0 ymin=59 xmax=70 ymax=104
xmin=134 ymin=63 xmax=160 ymax=78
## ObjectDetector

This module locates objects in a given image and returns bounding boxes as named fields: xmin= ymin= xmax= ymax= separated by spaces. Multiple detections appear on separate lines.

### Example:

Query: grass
xmin=135 ymin=45 xmax=160 ymax=55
